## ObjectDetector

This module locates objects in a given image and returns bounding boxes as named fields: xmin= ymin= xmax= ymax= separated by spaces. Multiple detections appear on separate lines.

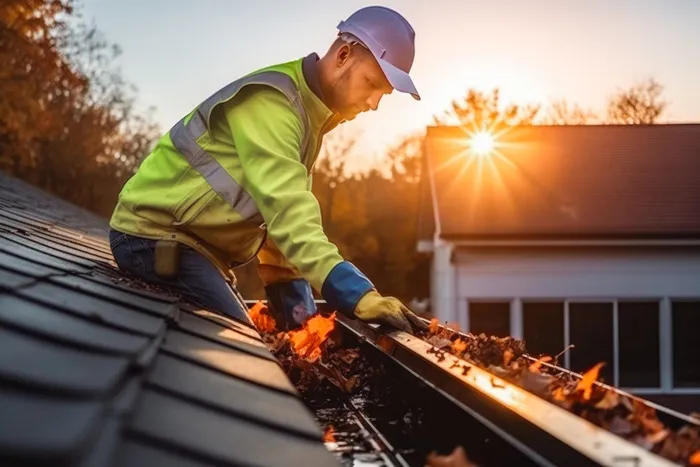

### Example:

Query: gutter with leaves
xmin=418 ymin=318 xmax=700 ymax=466
xmin=249 ymin=301 xmax=700 ymax=466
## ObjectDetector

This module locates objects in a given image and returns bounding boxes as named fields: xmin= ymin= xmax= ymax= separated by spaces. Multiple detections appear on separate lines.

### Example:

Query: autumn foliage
xmin=288 ymin=312 xmax=337 ymax=363
xmin=249 ymin=301 xmax=277 ymax=333
xmin=0 ymin=0 xmax=159 ymax=217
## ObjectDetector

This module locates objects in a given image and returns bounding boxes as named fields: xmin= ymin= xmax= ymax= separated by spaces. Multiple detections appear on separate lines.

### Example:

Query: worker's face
xmin=328 ymin=43 xmax=393 ymax=121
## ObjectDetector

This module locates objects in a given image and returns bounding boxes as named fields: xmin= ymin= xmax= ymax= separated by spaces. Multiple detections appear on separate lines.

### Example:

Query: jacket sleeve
xmin=256 ymin=236 xmax=303 ymax=285
xmin=223 ymin=86 xmax=374 ymax=316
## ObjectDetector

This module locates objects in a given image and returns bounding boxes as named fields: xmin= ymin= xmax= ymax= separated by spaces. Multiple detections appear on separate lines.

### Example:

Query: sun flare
xmin=469 ymin=131 xmax=495 ymax=156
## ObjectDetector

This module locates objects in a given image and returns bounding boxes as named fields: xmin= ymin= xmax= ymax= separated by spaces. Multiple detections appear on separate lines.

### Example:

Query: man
xmin=108 ymin=6 xmax=427 ymax=334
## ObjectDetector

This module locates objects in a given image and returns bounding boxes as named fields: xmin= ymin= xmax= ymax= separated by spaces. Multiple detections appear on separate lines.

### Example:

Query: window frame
xmin=463 ymin=296 xmax=700 ymax=394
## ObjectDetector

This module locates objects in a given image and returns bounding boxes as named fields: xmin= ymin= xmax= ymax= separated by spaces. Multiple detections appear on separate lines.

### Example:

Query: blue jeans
xmin=109 ymin=230 xmax=250 ymax=325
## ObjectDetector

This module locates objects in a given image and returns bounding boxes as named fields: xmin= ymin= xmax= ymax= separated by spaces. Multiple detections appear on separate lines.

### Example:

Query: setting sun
xmin=469 ymin=131 xmax=496 ymax=156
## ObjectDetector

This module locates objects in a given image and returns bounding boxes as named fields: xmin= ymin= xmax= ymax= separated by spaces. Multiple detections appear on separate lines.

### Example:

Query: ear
xmin=336 ymin=44 xmax=351 ymax=67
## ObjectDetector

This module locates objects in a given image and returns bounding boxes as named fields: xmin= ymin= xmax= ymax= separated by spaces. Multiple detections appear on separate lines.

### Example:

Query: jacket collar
xmin=301 ymin=53 xmax=344 ymax=132
xmin=302 ymin=53 xmax=325 ymax=102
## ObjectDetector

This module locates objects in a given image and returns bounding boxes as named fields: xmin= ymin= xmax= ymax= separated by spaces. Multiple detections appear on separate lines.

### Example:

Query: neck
xmin=316 ymin=55 xmax=337 ymax=112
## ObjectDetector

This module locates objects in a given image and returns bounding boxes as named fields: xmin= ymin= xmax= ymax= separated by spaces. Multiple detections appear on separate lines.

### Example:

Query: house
xmin=416 ymin=123 xmax=700 ymax=411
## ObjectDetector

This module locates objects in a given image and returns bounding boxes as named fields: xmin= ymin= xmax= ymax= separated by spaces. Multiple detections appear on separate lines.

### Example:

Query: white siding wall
xmin=454 ymin=247 xmax=700 ymax=299
xmin=430 ymin=242 xmax=458 ymax=323
xmin=429 ymin=245 xmax=700 ymax=394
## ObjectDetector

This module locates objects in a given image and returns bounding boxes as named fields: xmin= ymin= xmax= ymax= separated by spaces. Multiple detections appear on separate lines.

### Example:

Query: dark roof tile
xmin=116 ymin=439 xmax=218 ymax=467
xmin=0 ymin=234 xmax=93 ymax=271
xmin=187 ymin=306 xmax=263 ymax=342
xmin=162 ymin=330 xmax=295 ymax=395
xmin=17 ymin=281 xmax=165 ymax=337
xmin=0 ymin=248 xmax=68 ymax=277
xmin=52 ymin=274 xmax=179 ymax=320
xmin=0 ymin=326 xmax=128 ymax=396
xmin=0 ymin=386 xmax=102 ymax=463
xmin=176 ymin=311 xmax=273 ymax=361
xmin=0 ymin=294 xmax=151 ymax=356
xmin=128 ymin=389 xmax=339 ymax=467
xmin=0 ymin=265 xmax=38 ymax=289
xmin=0 ymin=232 xmax=98 ymax=269
xmin=148 ymin=354 xmax=322 ymax=439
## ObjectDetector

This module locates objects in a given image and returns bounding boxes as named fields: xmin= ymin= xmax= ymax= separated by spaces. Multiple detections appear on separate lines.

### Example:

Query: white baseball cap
xmin=337 ymin=6 xmax=420 ymax=100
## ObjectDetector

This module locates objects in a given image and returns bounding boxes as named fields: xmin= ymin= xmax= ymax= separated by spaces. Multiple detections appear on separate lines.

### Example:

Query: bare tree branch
xmin=606 ymin=78 xmax=666 ymax=124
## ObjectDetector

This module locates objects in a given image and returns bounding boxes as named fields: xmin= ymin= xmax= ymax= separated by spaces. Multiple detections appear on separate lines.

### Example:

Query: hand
xmin=353 ymin=290 xmax=429 ymax=334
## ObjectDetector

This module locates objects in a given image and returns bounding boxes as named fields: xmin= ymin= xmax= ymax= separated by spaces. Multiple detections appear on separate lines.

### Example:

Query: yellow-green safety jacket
xmin=109 ymin=53 xmax=374 ymax=322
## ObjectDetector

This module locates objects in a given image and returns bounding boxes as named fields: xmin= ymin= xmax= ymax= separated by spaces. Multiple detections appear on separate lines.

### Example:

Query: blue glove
xmin=265 ymin=279 xmax=317 ymax=330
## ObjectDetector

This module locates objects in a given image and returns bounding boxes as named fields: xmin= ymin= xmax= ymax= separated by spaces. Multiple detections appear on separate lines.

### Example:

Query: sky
xmin=78 ymin=0 xmax=700 ymax=169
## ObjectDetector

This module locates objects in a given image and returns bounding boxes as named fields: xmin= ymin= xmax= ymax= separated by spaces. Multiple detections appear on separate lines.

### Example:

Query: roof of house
xmin=0 ymin=171 xmax=339 ymax=467
xmin=418 ymin=124 xmax=700 ymax=242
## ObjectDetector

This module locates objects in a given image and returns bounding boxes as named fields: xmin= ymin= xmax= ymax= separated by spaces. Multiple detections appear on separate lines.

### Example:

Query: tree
xmin=606 ymin=78 xmax=666 ymax=125
xmin=434 ymin=88 xmax=541 ymax=131
xmin=313 ymin=129 xmax=357 ymax=226
xmin=543 ymin=99 xmax=599 ymax=125
xmin=0 ymin=0 xmax=160 ymax=217
xmin=0 ymin=0 xmax=83 ymax=174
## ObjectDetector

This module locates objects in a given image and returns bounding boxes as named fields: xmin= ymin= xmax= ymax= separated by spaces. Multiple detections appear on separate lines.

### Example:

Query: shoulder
xmin=224 ymin=84 xmax=302 ymax=130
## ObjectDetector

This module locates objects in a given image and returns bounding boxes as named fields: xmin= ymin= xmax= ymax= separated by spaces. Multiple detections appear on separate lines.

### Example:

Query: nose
xmin=366 ymin=93 xmax=382 ymax=112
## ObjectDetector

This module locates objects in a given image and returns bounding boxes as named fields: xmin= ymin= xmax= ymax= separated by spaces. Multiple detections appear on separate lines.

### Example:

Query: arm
xmin=224 ymin=86 xmax=373 ymax=316
xmin=257 ymin=236 xmax=317 ymax=329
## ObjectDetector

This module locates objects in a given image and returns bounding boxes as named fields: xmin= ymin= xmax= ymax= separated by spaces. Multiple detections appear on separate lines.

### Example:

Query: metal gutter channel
xmin=336 ymin=314 xmax=680 ymax=467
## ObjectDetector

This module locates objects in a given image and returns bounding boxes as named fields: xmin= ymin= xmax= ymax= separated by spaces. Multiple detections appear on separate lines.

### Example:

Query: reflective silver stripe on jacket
xmin=169 ymin=71 xmax=310 ymax=222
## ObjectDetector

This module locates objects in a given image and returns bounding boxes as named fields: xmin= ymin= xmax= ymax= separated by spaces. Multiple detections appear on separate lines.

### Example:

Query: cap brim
xmin=377 ymin=57 xmax=420 ymax=101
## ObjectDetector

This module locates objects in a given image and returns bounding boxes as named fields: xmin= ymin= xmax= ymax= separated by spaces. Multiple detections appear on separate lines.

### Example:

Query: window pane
xmin=523 ymin=302 xmax=564 ymax=359
xmin=618 ymin=302 xmax=660 ymax=388
xmin=569 ymin=302 xmax=614 ymax=384
xmin=672 ymin=301 xmax=700 ymax=388
xmin=469 ymin=302 xmax=510 ymax=337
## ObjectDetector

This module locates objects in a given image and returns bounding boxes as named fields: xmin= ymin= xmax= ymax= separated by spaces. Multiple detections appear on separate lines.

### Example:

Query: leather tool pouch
xmin=154 ymin=240 xmax=181 ymax=279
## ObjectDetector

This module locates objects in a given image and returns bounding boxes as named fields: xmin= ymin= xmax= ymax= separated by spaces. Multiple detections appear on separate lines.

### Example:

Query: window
xmin=618 ymin=302 xmax=660 ymax=388
xmin=568 ymin=302 xmax=615 ymax=385
xmin=469 ymin=302 xmax=510 ymax=337
xmin=523 ymin=302 xmax=564 ymax=358
xmin=672 ymin=301 xmax=700 ymax=388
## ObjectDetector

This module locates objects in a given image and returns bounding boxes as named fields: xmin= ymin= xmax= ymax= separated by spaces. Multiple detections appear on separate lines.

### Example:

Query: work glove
xmin=265 ymin=279 xmax=316 ymax=331
xmin=353 ymin=290 xmax=429 ymax=334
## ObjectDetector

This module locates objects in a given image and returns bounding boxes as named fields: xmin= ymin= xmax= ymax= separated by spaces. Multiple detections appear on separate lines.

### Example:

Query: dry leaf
xmin=608 ymin=416 xmax=635 ymax=436
xmin=639 ymin=415 xmax=666 ymax=434
xmin=630 ymin=435 xmax=654 ymax=451
xmin=429 ymin=318 xmax=439 ymax=334
xmin=426 ymin=336 xmax=453 ymax=350
xmin=339 ymin=349 xmax=360 ymax=365
xmin=552 ymin=387 xmax=567 ymax=401
xmin=689 ymin=450 xmax=700 ymax=465
xmin=620 ymin=395 xmax=636 ymax=413
xmin=575 ymin=362 xmax=605 ymax=400
xmin=594 ymin=390 xmax=620 ymax=410
xmin=323 ymin=426 xmax=336 ymax=443
xmin=503 ymin=349 xmax=514 ymax=366
xmin=528 ymin=356 xmax=552 ymax=373
xmin=249 ymin=301 xmax=277 ymax=332
xmin=646 ymin=429 xmax=669 ymax=446
xmin=344 ymin=375 xmax=358 ymax=393
xmin=288 ymin=312 xmax=336 ymax=362
xmin=520 ymin=371 xmax=554 ymax=395
xmin=452 ymin=338 xmax=468 ymax=355
xmin=425 ymin=446 xmax=477 ymax=467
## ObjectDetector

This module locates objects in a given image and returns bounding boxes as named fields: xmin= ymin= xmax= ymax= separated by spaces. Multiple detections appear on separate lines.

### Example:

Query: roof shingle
xmin=421 ymin=124 xmax=700 ymax=240
xmin=0 ymin=171 xmax=338 ymax=467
